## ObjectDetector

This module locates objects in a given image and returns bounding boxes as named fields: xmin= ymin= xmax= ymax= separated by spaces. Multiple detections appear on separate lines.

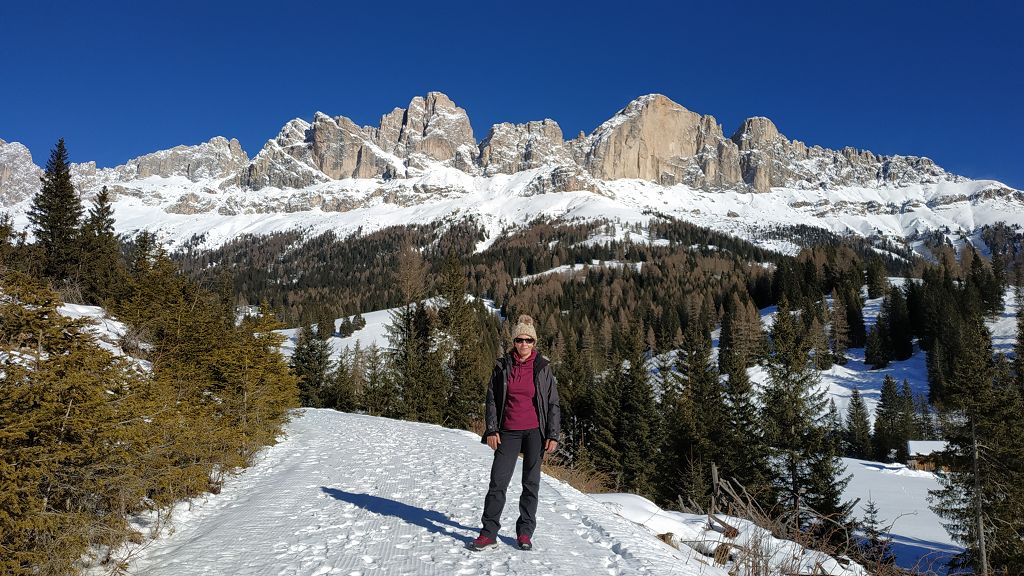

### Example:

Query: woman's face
xmin=513 ymin=335 xmax=535 ymax=357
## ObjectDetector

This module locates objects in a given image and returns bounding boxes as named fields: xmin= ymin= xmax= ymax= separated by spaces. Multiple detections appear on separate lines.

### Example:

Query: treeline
xmin=290 ymin=253 xmax=505 ymax=430
xmin=0 ymin=140 xmax=298 ymax=575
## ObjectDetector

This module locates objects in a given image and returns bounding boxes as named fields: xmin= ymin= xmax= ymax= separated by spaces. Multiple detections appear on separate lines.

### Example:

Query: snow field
xmin=114 ymin=409 xmax=721 ymax=575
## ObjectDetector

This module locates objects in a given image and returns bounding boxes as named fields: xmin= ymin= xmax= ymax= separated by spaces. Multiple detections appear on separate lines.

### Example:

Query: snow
xmin=99 ymin=409 xmax=726 ymax=575
xmin=5 ymin=152 xmax=1021 ymax=258
xmin=843 ymin=460 xmax=959 ymax=573
xmin=907 ymin=441 xmax=947 ymax=457
xmin=87 ymin=402 xmax=972 ymax=576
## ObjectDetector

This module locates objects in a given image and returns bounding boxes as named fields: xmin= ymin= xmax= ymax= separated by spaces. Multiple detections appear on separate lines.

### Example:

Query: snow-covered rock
xmin=0 ymin=138 xmax=42 ymax=204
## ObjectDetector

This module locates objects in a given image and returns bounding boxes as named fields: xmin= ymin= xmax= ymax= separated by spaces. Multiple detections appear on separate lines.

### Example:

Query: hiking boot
xmin=469 ymin=535 xmax=497 ymax=551
xmin=517 ymin=534 xmax=532 ymax=551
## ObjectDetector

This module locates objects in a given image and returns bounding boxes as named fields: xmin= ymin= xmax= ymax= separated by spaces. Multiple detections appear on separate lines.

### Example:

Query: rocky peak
xmin=117 ymin=136 xmax=250 ymax=182
xmin=731 ymin=117 xmax=784 ymax=151
xmin=378 ymin=92 xmax=477 ymax=171
xmin=579 ymin=94 xmax=741 ymax=188
xmin=306 ymin=112 xmax=399 ymax=180
xmin=478 ymin=119 xmax=573 ymax=175
xmin=0 ymin=139 xmax=43 ymax=205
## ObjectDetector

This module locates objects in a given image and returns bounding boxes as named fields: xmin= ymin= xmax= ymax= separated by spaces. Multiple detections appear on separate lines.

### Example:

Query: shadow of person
xmin=320 ymin=487 xmax=477 ymax=545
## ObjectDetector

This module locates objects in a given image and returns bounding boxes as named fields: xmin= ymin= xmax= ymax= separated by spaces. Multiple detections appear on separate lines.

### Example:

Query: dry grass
xmin=541 ymin=455 xmax=613 ymax=494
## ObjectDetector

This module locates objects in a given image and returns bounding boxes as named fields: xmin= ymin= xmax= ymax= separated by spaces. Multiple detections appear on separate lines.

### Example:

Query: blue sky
xmin=2 ymin=0 xmax=1022 ymax=188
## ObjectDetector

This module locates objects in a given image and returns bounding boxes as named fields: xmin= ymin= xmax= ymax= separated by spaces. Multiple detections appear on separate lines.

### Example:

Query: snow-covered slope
xmin=100 ymin=409 xmax=727 ymax=575
xmin=5 ymin=164 xmax=1020 ymax=256
xmin=91 ymin=406 xmax=961 ymax=576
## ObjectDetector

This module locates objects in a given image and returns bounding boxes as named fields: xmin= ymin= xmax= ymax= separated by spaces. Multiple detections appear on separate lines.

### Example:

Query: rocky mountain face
xmin=0 ymin=92 xmax=967 ymax=209
xmin=0 ymin=139 xmax=43 ymax=205
xmin=576 ymin=95 xmax=954 ymax=192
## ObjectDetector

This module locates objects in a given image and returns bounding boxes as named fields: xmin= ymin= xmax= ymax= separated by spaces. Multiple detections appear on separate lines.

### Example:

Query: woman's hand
xmin=487 ymin=433 xmax=501 ymax=450
xmin=545 ymin=439 xmax=558 ymax=453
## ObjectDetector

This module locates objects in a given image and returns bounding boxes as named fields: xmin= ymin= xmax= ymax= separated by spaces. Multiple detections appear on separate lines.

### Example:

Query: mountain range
xmin=2 ymin=92 xmax=1021 ymax=253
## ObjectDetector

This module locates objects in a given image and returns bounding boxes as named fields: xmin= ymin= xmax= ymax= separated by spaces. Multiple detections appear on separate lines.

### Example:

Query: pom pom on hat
xmin=512 ymin=314 xmax=538 ymax=341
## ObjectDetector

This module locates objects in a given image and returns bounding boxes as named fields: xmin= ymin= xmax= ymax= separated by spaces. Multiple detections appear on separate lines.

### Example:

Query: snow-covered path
xmin=122 ymin=409 xmax=721 ymax=575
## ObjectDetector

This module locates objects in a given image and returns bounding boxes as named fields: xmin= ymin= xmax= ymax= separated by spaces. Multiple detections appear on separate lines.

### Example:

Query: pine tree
xmin=673 ymin=319 xmax=725 ymax=507
xmin=914 ymin=393 xmax=936 ymax=439
xmin=617 ymin=327 xmax=659 ymax=497
xmin=0 ymin=272 xmax=149 ymax=573
xmin=898 ymin=380 xmax=917 ymax=442
xmin=873 ymin=376 xmax=907 ymax=462
xmin=27 ymin=138 xmax=84 ymax=284
xmin=859 ymin=498 xmax=895 ymax=567
xmin=866 ymin=259 xmax=888 ymax=299
xmin=829 ymin=290 xmax=849 ymax=365
xmin=316 ymin=309 xmax=335 ymax=339
xmin=1014 ymin=284 xmax=1024 ymax=390
xmin=844 ymin=388 xmax=873 ymax=459
xmin=590 ymin=361 xmax=624 ymax=483
xmin=931 ymin=319 xmax=1024 ymax=573
xmin=291 ymin=324 xmax=333 ymax=407
xmin=323 ymin=355 xmax=358 ymax=411
xmin=655 ymin=351 xmax=685 ymax=505
xmin=78 ymin=186 xmax=126 ymax=304
xmin=361 ymin=344 xmax=400 ymax=417
xmin=437 ymin=256 xmax=487 ymax=429
xmin=385 ymin=246 xmax=429 ymax=420
xmin=864 ymin=323 xmax=889 ymax=369
xmin=805 ymin=401 xmax=853 ymax=535
xmin=798 ymin=298 xmax=832 ymax=371
xmin=761 ymin=297 xmax=851 ymax=530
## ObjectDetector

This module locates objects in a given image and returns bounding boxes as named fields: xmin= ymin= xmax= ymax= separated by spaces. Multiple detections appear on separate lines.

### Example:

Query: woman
xmin=470 ymin=315 xmax=560 ymax=552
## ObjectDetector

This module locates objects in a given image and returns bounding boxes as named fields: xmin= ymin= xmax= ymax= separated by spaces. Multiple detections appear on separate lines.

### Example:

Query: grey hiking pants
xmin=480 ymin=428 xmax=543 ymax=539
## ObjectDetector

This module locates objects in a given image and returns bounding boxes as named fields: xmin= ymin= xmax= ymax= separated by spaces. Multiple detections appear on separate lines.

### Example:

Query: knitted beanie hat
xmin=512 ymin=314 xmax=538 ymax=341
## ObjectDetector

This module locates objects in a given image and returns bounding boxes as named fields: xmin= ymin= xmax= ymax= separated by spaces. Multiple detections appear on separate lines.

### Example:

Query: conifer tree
xmin=655 ymin=350 xmax=687 ymax=506
xmin=0 ymin=272 xmax=150 ymax=573
xmin=214 ymin=306 xmax=300 ymax=457
xmin=79 ymin=186 xmax=126 ymax=304
xmin=829 ymin=290 xmax=849 ymax=365
xmin=291 ymin=324 xmax=333 ymax=407
xmin=671 ymin=319 xmax=726 ymax=507
xmin=866 ymin=259 xmax=888 ymax=299
xmin=361 ymin=344 xmax=400 ymax=417
xmin=617 ymin=327 xmax=659 ymax=497
xmin=437 ymin=256 xmax=487 ymax=429
xmin=385 ymin=245 xmax=429 ymax=420
xmin=1014 ymin=285 xmax=1024 ymax=390
xmin=859 ymin=498 xmax=895 ymax=567
xmin=316 ymin=309 xmax=335 ymax=339
xmin=914 ymin=393 xmax=936 ymax=439
xmin=323 ymin=354 xmax=358 ymax=411
xmin=805 ymin=401 xmax=853 ymax=532
xmin=883 ymin=287 xmax=914 ymax=361
xmin=873 ymin=376 xmax=907 ymax=462
xmin=590 ymin=360 xmax=624 ymax=483
xmin=898 ymin=380 xmax=917 ymax=441
xmin=844 ymin=388 xmax=873 ymax=459
xmin=864 ymin=323 xmax=889 ymax=369
xmin=807 ymin=312 xmax=832 ymax=370
xmin=931 ymin=319 xmax=1024 ymax=573
xmin=761 ymin=297 xmax=851 ymax=530
xmin=27 ymin=138 xmax=84 ymax=284
xmin=719 ymin=337 xmax=772 ymax=499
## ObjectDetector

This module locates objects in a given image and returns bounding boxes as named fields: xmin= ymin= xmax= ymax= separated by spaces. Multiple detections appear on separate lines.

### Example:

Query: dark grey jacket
xmin=482 ymin=353 xmax=561 ymax=443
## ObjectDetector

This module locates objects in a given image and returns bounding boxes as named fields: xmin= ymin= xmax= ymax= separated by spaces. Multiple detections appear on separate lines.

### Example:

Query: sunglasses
xmin=513 ymin=338 xmax=535 ymax=344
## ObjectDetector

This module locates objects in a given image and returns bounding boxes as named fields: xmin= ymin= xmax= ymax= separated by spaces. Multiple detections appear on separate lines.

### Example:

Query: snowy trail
xmin=123 ymin=409 xmax=719 ymax=575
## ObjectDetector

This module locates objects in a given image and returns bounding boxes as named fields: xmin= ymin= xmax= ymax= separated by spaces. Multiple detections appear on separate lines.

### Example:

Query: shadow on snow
xmin=320 ymin=487 xmax=479 ymax=546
